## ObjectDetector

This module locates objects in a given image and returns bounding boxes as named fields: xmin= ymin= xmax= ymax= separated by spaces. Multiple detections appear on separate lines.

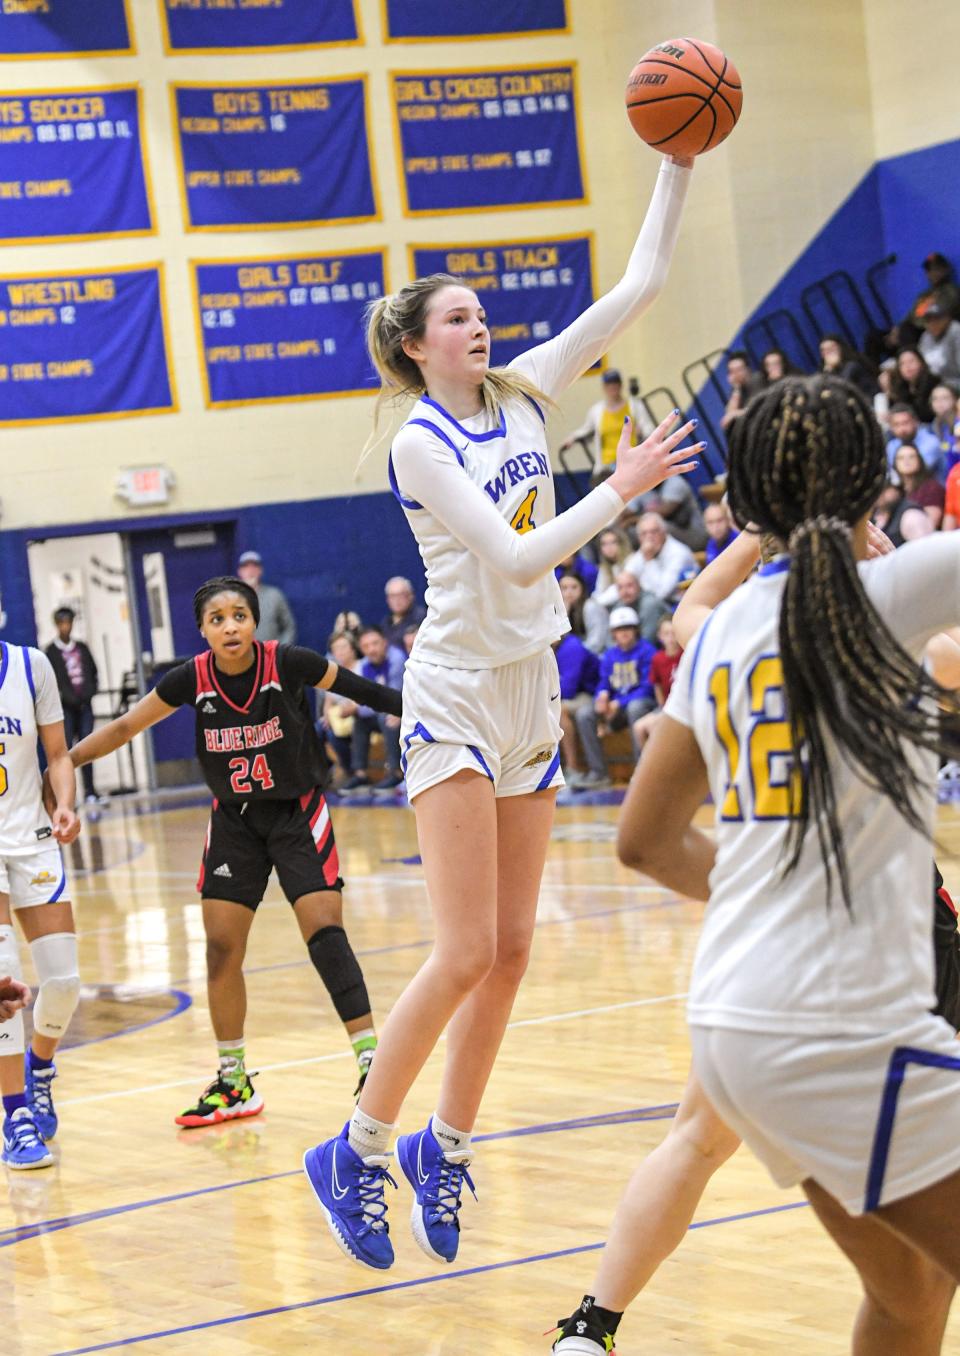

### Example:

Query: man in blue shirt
xmin=886 ymin=404 xmax=945 ymax=481
xmin=574 ymin=606 xmax=656 ymax=788
xmin=341 ymin=626 xmax=406 ymax=793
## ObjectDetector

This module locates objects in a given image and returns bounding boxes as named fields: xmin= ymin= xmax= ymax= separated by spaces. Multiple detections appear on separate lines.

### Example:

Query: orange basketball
xmin=625 ymin=37 xmax=743 ymax=157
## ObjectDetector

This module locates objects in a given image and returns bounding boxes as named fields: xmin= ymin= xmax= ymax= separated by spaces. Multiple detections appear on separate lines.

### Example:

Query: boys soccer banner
xmin=411 ymin=235 xmax=594 ymax=367
xmin=0 ymin=86 xmax=152 ymax=244
xmin=161 ymin=0 xmax=359 ymax=53
xmin=192 ymin=250 xmax=385 ymax=407
xmin=0 ymin=266 xmax=175 ymax=426
xmin=384 ymin=0 xmax=567 ymax=41
xmin=172 ymin=79 xmax=378 ymax=230
xmin=392 ymin=64 xmax=585 ymax=215
xmin=0 ymin=0 xmax=133 ymax=57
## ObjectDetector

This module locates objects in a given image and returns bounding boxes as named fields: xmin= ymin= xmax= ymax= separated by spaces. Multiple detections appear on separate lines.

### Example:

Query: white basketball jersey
xmin=665 ymin=536 xmax=960 ymax=1036
xmin=0 ymin=644 xmax=63 ymax=855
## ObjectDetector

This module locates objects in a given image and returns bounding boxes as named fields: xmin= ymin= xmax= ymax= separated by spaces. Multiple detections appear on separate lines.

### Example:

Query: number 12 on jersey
xmin=708 ymin=656 xmax=802 ymax=821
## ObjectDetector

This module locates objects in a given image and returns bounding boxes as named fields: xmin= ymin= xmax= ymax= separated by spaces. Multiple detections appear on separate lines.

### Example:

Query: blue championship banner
xmin=383 ymin=0 xmax=567 ymax=41
xmin=411 ymin=235 xmax=594 ymax=368
xmin=0 ymin=85 xmax=153 ymax=244
xmin=392 ymin=64 xmax=585 ymax=215
xmin=0 ymin=0 xmax=133 ymax=58
xmin=172 ymin=78 xmax=378 ymax=231
xmin=0 ymin=265 xmax=176 ymax=426
xmin=192 ymin=250 xmax=385 ymax=408
xmin=160 ymin=0 xmax=360 ymax=54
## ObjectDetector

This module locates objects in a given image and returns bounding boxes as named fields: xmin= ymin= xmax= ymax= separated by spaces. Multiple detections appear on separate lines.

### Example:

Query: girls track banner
xmin=391 ymin=64 xmax=585 ymax=215
xmin=411 ymin=235 xmax=594 ymax=368
xmin=192 ymin=250 xmax=385 ymax=407
xmin=160 ymin=0 xmax=360 ymax=53
xmin=0 ymin=265 xmax=176 ymax=426
xmin=172 ymin=78 xmax=378 ymax=230
xmin=0 ymin=86 xmax=152 ymax=244
xmin=0 ymin=1 xmax=133 ymax=57
xmin=383 ymin=0 xmax=568 ymax=41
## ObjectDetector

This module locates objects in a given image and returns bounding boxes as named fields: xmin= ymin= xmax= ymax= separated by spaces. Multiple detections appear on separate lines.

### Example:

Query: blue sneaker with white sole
xmin=2 ymin=1107 xmax=54 ymax=1170
xmin=302 ymin=1123 xmax=396 ymax=1270
xmin=25 ymin=1057 xmax=57 ymax=1141
xmin=395 ymin=1124 xmax=476 ymax=1264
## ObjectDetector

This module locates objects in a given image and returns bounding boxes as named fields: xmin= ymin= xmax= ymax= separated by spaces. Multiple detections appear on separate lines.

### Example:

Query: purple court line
xmin=61 ymin=989 xmax=193 ymax=1051
xmin=50 ymin=1200 xmax=808 ymax=1355
xmin=0 ymin=1103 xmax=680 ymax=1249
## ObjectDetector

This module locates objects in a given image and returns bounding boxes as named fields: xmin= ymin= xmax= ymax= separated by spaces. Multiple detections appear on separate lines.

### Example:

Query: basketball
xmin=625 ymin=37 xmax=743 ymax=157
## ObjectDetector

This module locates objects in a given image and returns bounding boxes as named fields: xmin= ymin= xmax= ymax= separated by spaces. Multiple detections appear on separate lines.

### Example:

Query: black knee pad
xmin=306 ymin=926 xmax=371 ymax=1023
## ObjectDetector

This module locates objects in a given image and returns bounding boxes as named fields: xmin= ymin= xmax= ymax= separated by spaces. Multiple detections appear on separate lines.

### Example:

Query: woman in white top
xmin=304 ymin=154 xmax=699 ymax=1272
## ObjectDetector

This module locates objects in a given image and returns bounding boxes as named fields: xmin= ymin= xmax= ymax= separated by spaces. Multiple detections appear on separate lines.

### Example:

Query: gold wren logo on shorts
xmin=30 ymin=871 xmax=57 ymax=886
xmin=522 ymin=749 xmax=553 ymax=769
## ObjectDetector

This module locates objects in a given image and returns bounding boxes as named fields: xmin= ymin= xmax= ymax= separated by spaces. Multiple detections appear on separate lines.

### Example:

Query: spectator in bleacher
xmin=930 ymin=384 xmax=960 ymax=475
xmin=592 ymin=527 xmax=633 ymax=600
xmin=818 ymin=335 xmax=876 ymax=398
xmin=332 ymin=609 xmax=363 ymax=646
xmin=760 ymin=348 xmax=803 ymax=384
xmin=703 ymin=501 xmax=739 ymax=563
xmin=893 ymin=443 xmax=945 ymax=530
xmin=555 ymin=549 xmax=598 ymax=594
xmin=630 ymin=616 xmax=684 ymax=756
xmin=236 ymin=551 xmax=297 ymax=644
xmin=889 ymin=346 xmax=939 ymax=423
xmin=872 ymin=483 xmax=912 ymax=549
xmin=942 ymin=451 xmax=960 ymax=530
xmin=575 ymin=606 xmax=656 ymax=788
xmin=553 ymin=633 xmax=600 ymax=789
xmin=380 ymin=576 xmax=426 ymax=651
xmin=558 ymin=368 xmax=655 ymax=484
xmin=340 ymin=626 xmax=405 ymax=793
xmin=882 ymin=253 xmax=960 ymax=354
xmin=401 ymin=621 xmax=420 ymax=655
xmin=720 ymin=351 xmax=764 ymax=430
xmin=559 ymin=571 xmax=609 ymax=656
xmin=626 ymin=471 xmax=707 ymax=552
xmin=320 ymin=631 xmax=362 ymax=779
xmin=919 ymin=303 xmax=960 ymax=389
xmin=624 ymin=513 xmax=698 ymax=636
xmin=873 ymin=362 xmax=895 ymax=431
xmin=886 ymin=404 xmax=943 ymax=478
xmin=46 ymin=607 xmax=100 ymax=803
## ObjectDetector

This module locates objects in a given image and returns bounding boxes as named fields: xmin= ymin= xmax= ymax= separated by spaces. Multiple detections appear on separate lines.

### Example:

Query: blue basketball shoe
xmin=2 ymin=1107 xmax=54 ymax=1170
xmin=302 ymin=1124 xmax=396 ymax=1270
xmin=395 ymin=1124 xmax=476 ymax=1263
xmin=25 ymin=1056 xmax=57 ymax=1140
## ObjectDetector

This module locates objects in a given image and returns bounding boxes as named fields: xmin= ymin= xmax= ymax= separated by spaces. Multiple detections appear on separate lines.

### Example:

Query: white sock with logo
xmin=431 ymin=1111 xmax=472 ymax=1161
xmin=348 ymin=1106 xmax=394 ymax=1161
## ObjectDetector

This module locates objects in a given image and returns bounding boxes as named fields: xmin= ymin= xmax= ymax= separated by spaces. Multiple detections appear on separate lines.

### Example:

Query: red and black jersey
xmin=189 ymin=641 xmax=328 ymax=803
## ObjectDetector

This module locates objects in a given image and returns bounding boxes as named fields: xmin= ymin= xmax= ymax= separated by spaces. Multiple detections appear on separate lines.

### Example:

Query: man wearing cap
xmin=574 ymin=605 xmax=657 ymax=788
xmin=235 ymin=552 xmax=297 ymax=645
xmin=919 ymin=302 xmax=960 ymax=389
xmin=45 ymin=607 xmax=101 ymax=802
xmin=559 ymin=368 xmax=655 ymax=485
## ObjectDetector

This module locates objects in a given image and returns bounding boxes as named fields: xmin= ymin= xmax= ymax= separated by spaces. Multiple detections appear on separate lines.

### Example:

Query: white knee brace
xmin=30 ymin=932 xmax=80 ymax=1041
xmin=0 ymin=924 xmax=25 ymax=1056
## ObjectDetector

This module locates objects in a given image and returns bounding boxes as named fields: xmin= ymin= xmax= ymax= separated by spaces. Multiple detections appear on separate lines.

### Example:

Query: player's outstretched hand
xmin=52 ymin=806 xmax=81 ymax=845
xmin=866 ymin=521 xmax=895 ymax=559
xmin=0 ymin=976 xmax=30 ymax=1020
xmin=607 ymin=413 xmax=703 ymax=504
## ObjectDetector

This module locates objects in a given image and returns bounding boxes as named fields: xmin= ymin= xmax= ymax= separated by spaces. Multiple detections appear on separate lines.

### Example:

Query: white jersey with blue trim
xmin=0 ymin=643 xmax=64 ymax=855
xmin=665 ymin=534 xmax=960 ymax=1037
xmin=389 ymin=159 xmax=692 ymax=670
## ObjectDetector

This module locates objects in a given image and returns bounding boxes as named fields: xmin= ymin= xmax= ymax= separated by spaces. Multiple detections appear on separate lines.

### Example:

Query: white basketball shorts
xmin=0 ymin=843 xmax=68 ymax=910
xmin=400 ymin=648 xmax=565 ymax=802
xmin=691 ymin=1014 xmax=960 ymax=1215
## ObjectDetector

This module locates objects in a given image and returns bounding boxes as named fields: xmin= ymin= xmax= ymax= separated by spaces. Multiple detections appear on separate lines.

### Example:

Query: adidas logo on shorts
xmin=213 ymin=863 xmax=232 ymax=878
xmin=201 ymin=701 xmax=216 ymax=714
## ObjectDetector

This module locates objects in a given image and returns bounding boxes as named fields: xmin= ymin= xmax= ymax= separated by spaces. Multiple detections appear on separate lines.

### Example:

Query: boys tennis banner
xmin=391 ymin=64 xmax=585 ymax=215
xmin=0 ymin=265 xmax=175 ymax=426
xmin=384 ymin=0 xmax=567 ymax=41
xmin=0 ymin=86 xmax=152 ymax=244
xmin=411 ymin=235 xmax=594 ymax=367
xmin=192 ymin=250 xmax=385 ymax=407
xmin=160 ymin=0 xmax=359 ymax=53
xmin=172 ymin=79 xmax=378 ymax=230
xmin=0 ymin=1 xmax=133 ymax=57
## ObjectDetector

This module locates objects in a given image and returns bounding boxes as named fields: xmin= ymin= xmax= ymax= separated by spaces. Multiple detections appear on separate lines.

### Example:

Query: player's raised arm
xmin=69 ymin=690 xmax=176 ymax=769
xmin=673 ymin=528 xmax=762 ymax=648
xmin=315 ymin=659 xmax=402 ymax=718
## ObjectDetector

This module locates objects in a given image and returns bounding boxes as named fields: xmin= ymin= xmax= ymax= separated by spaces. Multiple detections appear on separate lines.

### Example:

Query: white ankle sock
xmin=348 ymin=1107 xmax=394 ymax=1160
xmin=431 ymin=1111 xmax=472 ymax=1159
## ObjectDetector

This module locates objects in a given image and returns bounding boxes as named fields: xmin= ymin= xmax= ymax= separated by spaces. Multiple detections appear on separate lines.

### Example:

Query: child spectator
xmin=631 ymin=616 xmax=683 ymax=754
xmin=574 ymin=606 xmax=656 ymax=787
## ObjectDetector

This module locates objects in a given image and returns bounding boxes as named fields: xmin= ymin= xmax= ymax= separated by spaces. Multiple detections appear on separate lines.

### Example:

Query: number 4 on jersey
xmin=510 ymin=488 xmax=538 ymax=534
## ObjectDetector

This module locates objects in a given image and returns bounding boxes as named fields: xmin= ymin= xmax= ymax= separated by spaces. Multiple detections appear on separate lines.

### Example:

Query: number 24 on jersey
xmin=708 ymin=656 xmax=802 ymax=821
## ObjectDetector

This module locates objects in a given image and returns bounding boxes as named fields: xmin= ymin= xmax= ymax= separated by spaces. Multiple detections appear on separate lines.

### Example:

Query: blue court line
xmin=72 ymin=838 xmax=148 ymax=880
xmin=0 ymin=1104 xmax=680 ymax=1249
xmin=61 ymin=988 xmax=192 ymax=1051
xmin=51 ymin=1200 xmax=808 ymax=1356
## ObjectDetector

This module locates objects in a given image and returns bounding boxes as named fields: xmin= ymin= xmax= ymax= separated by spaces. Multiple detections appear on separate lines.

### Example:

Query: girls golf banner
xmin=172 ymin=78 xmax=378 ymax=230
xmin=391 ymin=64 xmax=585 ymax=215
xmin=411 ymin=235 xmax=594 ymax=367
xmin=383 ymin=0 xmax=567 ymax=41
xmin=192 ymin=250 xmax=385 ymax=407
xmin=0 ymin=0 xmax=133 ymax=57
xmin=0 ymin=85 xmax=152 ymax=244
xmin=160 ymin=0 xmax=360 ymax=53
xmin=0 ymin=265 xmax=176 ymax=426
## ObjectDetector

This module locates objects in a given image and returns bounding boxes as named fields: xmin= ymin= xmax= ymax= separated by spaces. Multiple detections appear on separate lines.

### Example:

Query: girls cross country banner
xmin=383 ymin=0 xmax=568 ymax=41
xmin=0 ymin=0 xmax=133 ymax=57
xmin=160 ymin=0 xmax=360 ymax=54
xmin=0 ymin=86 xmax=153 ymax=244
xmin=0 ymin=265 xmax=176 ymax=426
xmin=410 ymin=235 xmax=594 ymax=367
xmin=172 ymin=78 xmax=378 ymax=230
xmin=391 ymin=64 xmax=585 ymax=215
xmin=192 ymin=250 xmax=385 ymax=408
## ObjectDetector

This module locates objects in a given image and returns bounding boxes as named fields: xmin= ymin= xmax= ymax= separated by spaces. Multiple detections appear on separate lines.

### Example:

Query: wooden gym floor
xmin=5 ymin=790 xmax=960 ymax=1355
